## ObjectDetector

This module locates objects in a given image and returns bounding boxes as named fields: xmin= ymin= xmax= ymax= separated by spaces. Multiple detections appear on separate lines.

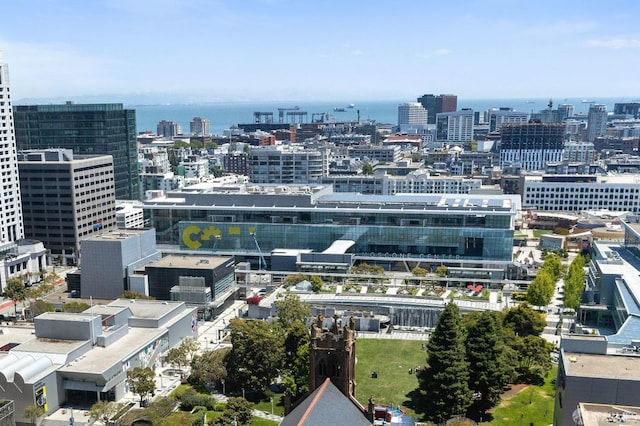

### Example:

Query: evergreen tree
xmin=418 ymin=302 xmax=471 ymax=423
xmin=465 ymin=311 xmax=513 ymax=419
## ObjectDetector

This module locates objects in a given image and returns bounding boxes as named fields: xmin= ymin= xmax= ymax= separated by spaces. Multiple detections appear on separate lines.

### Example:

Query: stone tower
xmin=309 ymin=314 xmax=357 ymax=398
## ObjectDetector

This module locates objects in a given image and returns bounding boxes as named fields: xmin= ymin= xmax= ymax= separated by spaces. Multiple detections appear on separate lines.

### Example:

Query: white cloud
xmin=586 ymin=37 xmax=640 ymax=50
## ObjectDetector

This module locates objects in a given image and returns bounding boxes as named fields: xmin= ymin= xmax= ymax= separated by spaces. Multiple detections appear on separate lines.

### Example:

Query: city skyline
xmin=1 ymin=1 xmax=640 ymax=103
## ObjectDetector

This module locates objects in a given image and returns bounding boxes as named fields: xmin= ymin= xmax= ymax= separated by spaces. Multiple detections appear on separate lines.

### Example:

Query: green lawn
xmin=251 ymin=393 xmax=284 ymax=417
xmin=251 ymin=418 xmax=279 ymax=426
xmin=355 ymin=339 xmax=426 ymax=419
xmin=481 ymin=366 xmax=557 ymax=425
xmin=533 ymin=229 xmax=552 ymax=238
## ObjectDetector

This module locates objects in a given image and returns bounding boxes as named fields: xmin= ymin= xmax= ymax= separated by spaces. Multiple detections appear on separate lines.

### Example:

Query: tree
xmin=411 ymin=266 xmax=428 ymax=277
xmin=165 ymin=346 xmax=189 ymax=373
xmin=435 ymin=265 xmax=449 ymax=277
xmin=282 ymin=342 xmax=309 ymax=400
xmin=89 ymin=400 xmax=122 ymax=426
xmin=274 ymin=292 xmax=311 ymax=330
xmin=540 ymin=254 xmax=562 ymax=281
xmin=309 ymin=275 xmax=323 ymax=293
xmin=120 ymin=290 xmax=155 ymax=299
xmin=127 ymin=367 xmax=156 ymax=405
xmin=526 ymin=269 xmax=555 ymax=307
xmin=190 ymin=347 xmax=229 ymax=389
xmin=30 ymin=299 xmax=55 ymax=318
xmin=144 ymin=396 xmax=178 ymax=425
xmin=224 ymin=319 xmax=283 ymax=391
xmin=283 ymin=273 xmax=307 ymax=287
xmin=506 ymin=334 xmax=553 ymax=383
xmin=61 ymin=301 xmax=91 ymax=313
xmin=4 ymin=278 xmax=26 ymax=317
xmin=503 ymin=304 xmax=546 ymax=337
xmin=211 ymin=165 xmax=225 ymax=177
xmin=418 ymin=302 xmax=471 ymax=423
xmin=564 ymin=255 xmax=586 ymax=312
xmin=214 ymin=397 xmax=253 ymax=426
xmin=23 ymin=404 xmax=44 ymax=426
xmin=465 ymin=311 xmax=514 ymax=419
xmin=362 ymin=162 xmax=374 ymax=175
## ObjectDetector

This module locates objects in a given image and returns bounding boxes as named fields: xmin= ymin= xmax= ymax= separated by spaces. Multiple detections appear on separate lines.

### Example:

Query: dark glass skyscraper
xmin=13 ymin=102 xmax=139 ymax=200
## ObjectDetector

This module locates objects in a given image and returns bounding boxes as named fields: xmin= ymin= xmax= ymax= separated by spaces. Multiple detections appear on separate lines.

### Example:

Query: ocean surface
xmin=129 ymin=97 xmax=635 ymax=135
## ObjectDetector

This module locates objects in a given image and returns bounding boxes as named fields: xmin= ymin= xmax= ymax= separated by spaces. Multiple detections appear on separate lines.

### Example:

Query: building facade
xmin=80 ymin=228 xmax=162 ymax=299
xmin=0 ymin=53 xmax=24 ymax=244
xmin=248 ymin=146 xmax=329 ymax=184
xmin=142 ymin=184 xmax=519 ymax=273
xmin=13 ymin=103 xmax=139 ymax=200
xmin=500 ymin=121 xmax=565 ymax=170
xmin=190 ymin=116 xmax=211 ymax=136
xmin=522 ymin=175 xmax=640 ymax=213
xmin=397 ymin=102 xmax=428 ymax=126
xmin=417 ymin=94 xmax=458 ymax=124
xmin=487 ymin=108 xmax=529 ymax=132
xmin=156 ymin=120 xmax=182 ymax=138
xmin=587 ymin=104 xmax=608 ymax=142
xmin=18 ymin=149 xmax=116 ymax=265
xmin=436 ymin=109 xmax=474 ymax=142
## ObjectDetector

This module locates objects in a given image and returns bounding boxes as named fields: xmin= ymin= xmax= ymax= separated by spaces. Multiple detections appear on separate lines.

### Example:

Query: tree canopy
xmin=418 ymin=302 xmax=471 ymax=423
xmin=224 ymin=319 xmax=283 ymax=391
xmin=213 ymin=397 xmax=253 ymax=426
xmin=503 ymin=304 xmax=546 ymax=337
xmin=274 ymin=292 xmax=311 ymax=330
xmin=126 ymin=367 xmax=156 ymax=405
xmin=564 ymin=255 xmax=586 ymax=312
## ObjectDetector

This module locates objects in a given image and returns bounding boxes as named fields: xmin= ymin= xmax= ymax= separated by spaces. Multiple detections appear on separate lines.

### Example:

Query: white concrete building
xmin=397 ymin=102 xmax=428 ymax=126
xmin=587 ymin=104 xmax=608 ymax=142
xmin=436 ymin=109 xmax=474 ymax=142
xmin=0 ymin=52 xmax=24 ymax=244
xmin=523 ymin=174 xmax=640 ymax=213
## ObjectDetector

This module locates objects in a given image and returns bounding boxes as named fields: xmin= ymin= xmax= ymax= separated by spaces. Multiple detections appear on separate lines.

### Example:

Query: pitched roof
xmin=280 ymin=379 xmax=371 ymax=426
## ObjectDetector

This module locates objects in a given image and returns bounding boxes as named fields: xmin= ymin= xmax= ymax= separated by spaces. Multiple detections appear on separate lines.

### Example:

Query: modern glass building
xmin=580 ymin=221 xmax=640 ymax=345
xmin=142 ymin=184 xmax=520 ymax=274
xmin=13 ymin=103 xmax=139 ymax=200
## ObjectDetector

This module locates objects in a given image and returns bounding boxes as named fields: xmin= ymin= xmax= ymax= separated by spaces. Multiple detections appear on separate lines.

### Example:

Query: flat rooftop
xmin=564 ymin=351 xmax=640 ymax=380
xmin=57 ymin=326 xmax=166 ymax=374
xmin=105 ymin=299 xmax=186 ymax=319
xmin=579 ymin=402 xmax=640 ymax=425
xmin=83 ymin=229 xmax=152 ymax=242
xmin=147 ymin=254 xmax=232 ymax=270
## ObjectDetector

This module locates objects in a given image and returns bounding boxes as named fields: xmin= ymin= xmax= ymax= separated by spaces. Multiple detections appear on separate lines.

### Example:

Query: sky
xmin=1 ymin=0 xmax=640 ymax=103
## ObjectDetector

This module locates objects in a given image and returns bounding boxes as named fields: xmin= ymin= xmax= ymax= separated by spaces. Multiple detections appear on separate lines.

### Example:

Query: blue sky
xmin=1 ymin=0 xmax=639 ymax=103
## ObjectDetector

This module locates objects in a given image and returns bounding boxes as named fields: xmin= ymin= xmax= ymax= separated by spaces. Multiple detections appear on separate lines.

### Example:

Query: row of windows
xmin=526 ymin=187 xmax=640 ymax=193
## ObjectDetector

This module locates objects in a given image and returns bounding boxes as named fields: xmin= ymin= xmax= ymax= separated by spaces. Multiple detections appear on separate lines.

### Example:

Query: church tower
xmin=309 ymin=314 xmax=357 ymax=398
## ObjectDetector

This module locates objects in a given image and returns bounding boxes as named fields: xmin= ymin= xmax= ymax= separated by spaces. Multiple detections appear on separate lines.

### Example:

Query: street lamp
xmin=271 ymin=397 xmax=274 ymax=415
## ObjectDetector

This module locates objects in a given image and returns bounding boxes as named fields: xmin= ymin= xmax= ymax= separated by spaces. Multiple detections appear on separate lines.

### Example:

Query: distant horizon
xmin=13 ymin=94 xmax=640 ymax=107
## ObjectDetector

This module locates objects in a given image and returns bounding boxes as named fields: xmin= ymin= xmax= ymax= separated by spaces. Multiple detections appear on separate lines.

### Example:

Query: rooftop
xmin=147 ymin=255 xmax=232 ymax=271
xmin=563 ymin=351 xmax=640 ymax=380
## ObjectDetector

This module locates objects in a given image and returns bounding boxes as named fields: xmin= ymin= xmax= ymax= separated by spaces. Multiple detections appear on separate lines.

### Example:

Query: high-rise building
xmin=417 ymin=94 xmax=458 ymax=124
xmin=587 ymin=104 xmax=608 ymax=142
xmin=487 ymin=108 xmax=529 ymax=132
xmin=190 ymin=116 xmax=211 ymax=136
xmin=500 ymin=122 xmax=565 ymax=170
xmin=397 ymin=102 xmax=428 ymax=126
xmin=18 ymin=149 xmax=116 ymax=265
xmin=0 ymin=53 xmax=24 ymax=243
xmin=557 ymin=104 xmax=574 ymax=121
xmin=614 ymin=102 xmax=640 ymax=119
xmin=436 ymin=109 xmax=474 ymax=142
xmin=14 ymin=103 xmax=139 ymax=200
xmin=157 ymin=120 xmax=182 ymax=138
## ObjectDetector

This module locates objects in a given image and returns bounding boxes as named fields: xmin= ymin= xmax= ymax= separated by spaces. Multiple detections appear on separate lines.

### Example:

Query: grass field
xmin=355 ymin=339 xmax=557 ymax=424
xmin=355 ymin=339 xmax=426 ymax=418
xmin=480 ymin=366 xmax=557 ymax=425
